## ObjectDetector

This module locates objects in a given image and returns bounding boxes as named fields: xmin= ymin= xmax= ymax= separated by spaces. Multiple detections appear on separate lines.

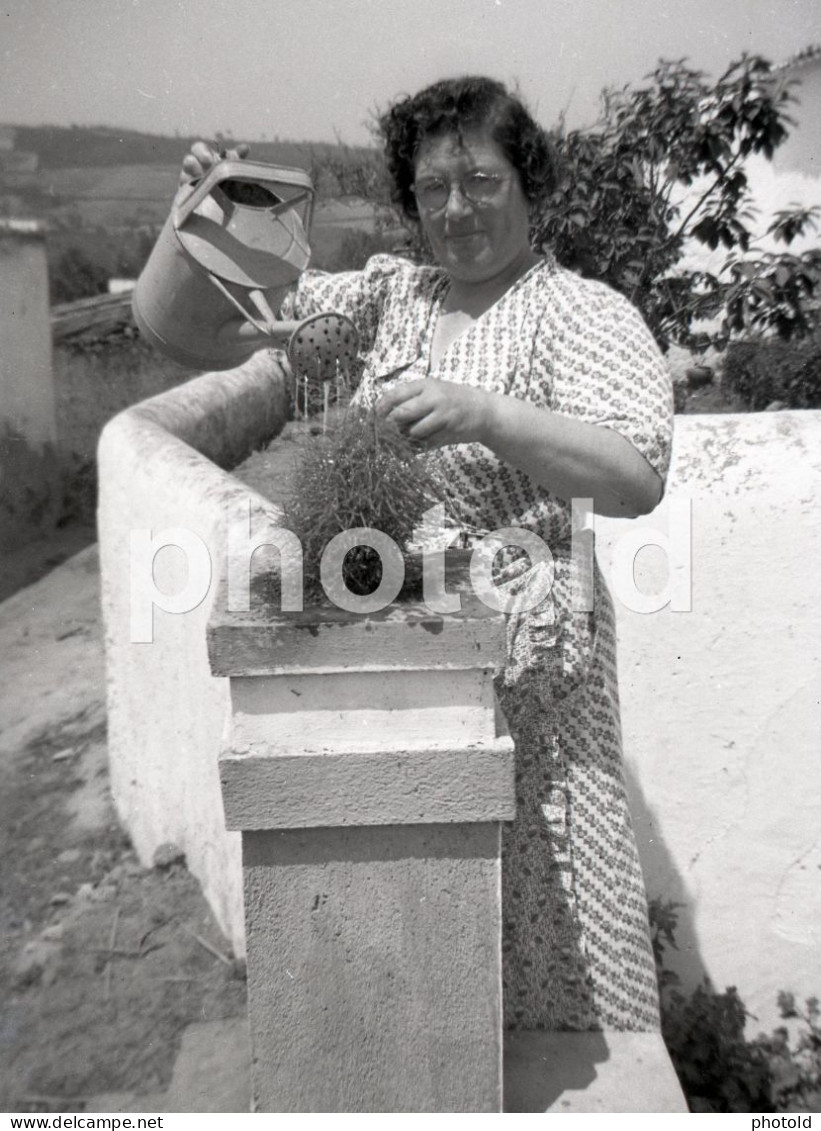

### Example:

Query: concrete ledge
xmin=129 ymin=352 xmax=290 ymax=470
xmin=220 ymin=740 xmax=515 ymax=829
xmin=207 ymin=554 xmax=506 ymax=677
xmin=504 ymin=1029 xmax=688 ymax=1113
xmin=212 ymin=547 xmax=513 ymax=1110
xmin=229 ymin=666 xmax=500 ymax=748
xmin=85 ymin=1018 xmax=689 ymax=1113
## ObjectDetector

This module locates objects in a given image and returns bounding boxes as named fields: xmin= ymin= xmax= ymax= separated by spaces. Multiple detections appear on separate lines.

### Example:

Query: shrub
xmin=662 ymin=981 xmax=772 ymax=1112
xmin=649 ymin=898 xmax=821 ymax=1112
xmin=721 ymin=330 xmax=821 ymax=410
xmin=49 ymin=245 xmax=110 ymax=304
xmin=0 ymin=426 xmax=63 ymax=541
xmin=756 ymin=994 xmax=821 ymax=1113
xmin=314 ymin=227 xmax=400 ymax=273
xmin=0 ymin=426 xmax=97 ymax=549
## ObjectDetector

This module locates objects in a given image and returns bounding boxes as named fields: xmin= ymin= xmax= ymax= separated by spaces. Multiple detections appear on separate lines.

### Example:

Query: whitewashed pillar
xmin=0 ymin=218 xmax=56 ymax=447
xmin=208 ymin=560 xmax=514 ymax=1113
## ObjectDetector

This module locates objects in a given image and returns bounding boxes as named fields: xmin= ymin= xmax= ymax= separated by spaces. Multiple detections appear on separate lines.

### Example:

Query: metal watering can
xmin=132 ymin=158 xmax=359 ymax=378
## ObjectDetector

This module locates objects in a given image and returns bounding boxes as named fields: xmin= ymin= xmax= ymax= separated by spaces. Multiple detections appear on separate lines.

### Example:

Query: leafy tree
xmin=536 ymin=55 xmax=821 ymax=351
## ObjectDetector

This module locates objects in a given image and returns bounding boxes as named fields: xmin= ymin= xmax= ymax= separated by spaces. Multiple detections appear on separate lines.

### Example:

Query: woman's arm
xmin=377 ymin=379 xmax=663 ymax=519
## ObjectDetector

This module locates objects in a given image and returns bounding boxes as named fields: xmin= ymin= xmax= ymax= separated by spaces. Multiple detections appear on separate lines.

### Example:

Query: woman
xmin=184 ymin=76 xmax=673 ymax=1031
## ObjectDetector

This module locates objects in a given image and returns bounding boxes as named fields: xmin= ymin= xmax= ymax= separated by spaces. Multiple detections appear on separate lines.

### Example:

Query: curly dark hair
xmin=377 ymin=75 xmax=558 ymax=222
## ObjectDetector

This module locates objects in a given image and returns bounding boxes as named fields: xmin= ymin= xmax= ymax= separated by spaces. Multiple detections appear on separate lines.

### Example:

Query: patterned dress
xmin=278 ymin=253 xmax=674 ymax=1030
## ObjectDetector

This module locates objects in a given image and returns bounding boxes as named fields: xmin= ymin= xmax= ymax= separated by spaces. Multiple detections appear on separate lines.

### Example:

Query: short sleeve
xmin=545 ymin=274 xmax=674 ymax=483
xmin=278 ymin=253 xmax=414 ymax=357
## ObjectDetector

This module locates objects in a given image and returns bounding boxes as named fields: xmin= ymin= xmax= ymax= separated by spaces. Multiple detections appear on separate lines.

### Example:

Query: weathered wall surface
xmin=0 ymin=220 xmax=60 ymax=542
xmin=596 ymin=411 xmax=821 ymax=1032
xmin=0 ymin=220 xmax=56 ymax=447
xmin=774 ymin=55 xmax=821 ymax=179
xmin=99 ymin=375 xmax=820 ymax=1029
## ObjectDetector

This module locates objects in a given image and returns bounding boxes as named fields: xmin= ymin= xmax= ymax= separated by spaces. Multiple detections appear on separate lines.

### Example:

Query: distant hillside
xmin=7 ymin=123 xmax=375 ymax=174
xmin=0 ymin=123 xmax=400 ymax=302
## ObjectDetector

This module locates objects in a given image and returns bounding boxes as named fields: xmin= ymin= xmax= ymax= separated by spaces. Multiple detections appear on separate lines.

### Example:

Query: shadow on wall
xmin=504 ymin=1029 xmax=610 ymax=1111
xmin=625 ymin=763 xmax=711 ymax=992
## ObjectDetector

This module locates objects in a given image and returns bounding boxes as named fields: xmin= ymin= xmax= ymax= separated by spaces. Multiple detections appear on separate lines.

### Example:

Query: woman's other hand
xmin=179 ymin=141 xmax=250 ymax=186
xmin=379 ymin=377 xmax=663 ymax=516
xmin=377 ymin=378 xmax=492 ymax=448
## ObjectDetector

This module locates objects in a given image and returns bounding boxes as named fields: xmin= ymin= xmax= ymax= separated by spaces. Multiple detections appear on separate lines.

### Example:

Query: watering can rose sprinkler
xmin=132 ymin=156 xmax=359 ymax=387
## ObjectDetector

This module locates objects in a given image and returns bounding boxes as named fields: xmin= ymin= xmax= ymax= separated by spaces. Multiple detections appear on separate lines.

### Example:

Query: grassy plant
xmin=281 ymin=406 xmax=443 ymax=604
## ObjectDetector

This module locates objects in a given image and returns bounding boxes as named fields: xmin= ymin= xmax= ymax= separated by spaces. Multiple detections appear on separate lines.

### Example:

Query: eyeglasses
xmin=411 ymin=170 xmax=507 ymax=213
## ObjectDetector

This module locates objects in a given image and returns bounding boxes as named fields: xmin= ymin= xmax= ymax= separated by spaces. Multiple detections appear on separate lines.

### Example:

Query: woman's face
xmin=412 ymin=128 xmax=533 ymax=286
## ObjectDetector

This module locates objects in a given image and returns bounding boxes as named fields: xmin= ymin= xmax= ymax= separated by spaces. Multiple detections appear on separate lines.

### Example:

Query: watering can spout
xmin=132 ymin=158 xmax=359 ymax=377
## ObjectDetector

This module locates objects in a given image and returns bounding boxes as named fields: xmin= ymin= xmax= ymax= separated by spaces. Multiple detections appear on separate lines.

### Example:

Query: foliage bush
xmin=721 ymin=330 xmax=821 ymax=410
xmin=0 ymin=426 xmax=63 ymax=539
xmin=649 ymin=898 xmax=821 ymax=1112
xmin=49 ymin=245 xmax=110 ymax=305
xmin=313 ymin=226 xmax=400 ymax=274
xmin=662 ymin=981 xmax=773 ymax=1112
xmin=48 ymin=227 xmax=158 ymax=304
xmin=0 ymin=426 xmax=97 ymax=550
xmin=758 ymin=994 xmax=821 ymax=1113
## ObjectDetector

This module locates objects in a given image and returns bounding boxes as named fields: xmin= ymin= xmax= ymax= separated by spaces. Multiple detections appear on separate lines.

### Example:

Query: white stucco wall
xmin=774 ymin=56 xmax=821 ymax=179
xmin=99 ymin=375 xmax=820 ymax=1031
xmin=597 ymin=411 xmax=821 ymax=1033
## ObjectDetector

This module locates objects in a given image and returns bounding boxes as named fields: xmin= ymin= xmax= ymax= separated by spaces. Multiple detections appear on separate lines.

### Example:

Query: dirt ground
xmin=0 ymin=547 xmax=247 ymax=1114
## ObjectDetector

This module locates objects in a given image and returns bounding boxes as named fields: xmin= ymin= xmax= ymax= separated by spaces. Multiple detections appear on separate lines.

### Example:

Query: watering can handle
xmin=208 ymin=274 xmax=307 ymax=343
xmin=174 ymin=158 xmax=314 ymax=230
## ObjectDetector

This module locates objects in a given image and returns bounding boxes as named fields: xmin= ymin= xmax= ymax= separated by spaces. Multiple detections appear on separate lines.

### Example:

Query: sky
xmin=2 ymin=0 xmax=821 ymax=145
